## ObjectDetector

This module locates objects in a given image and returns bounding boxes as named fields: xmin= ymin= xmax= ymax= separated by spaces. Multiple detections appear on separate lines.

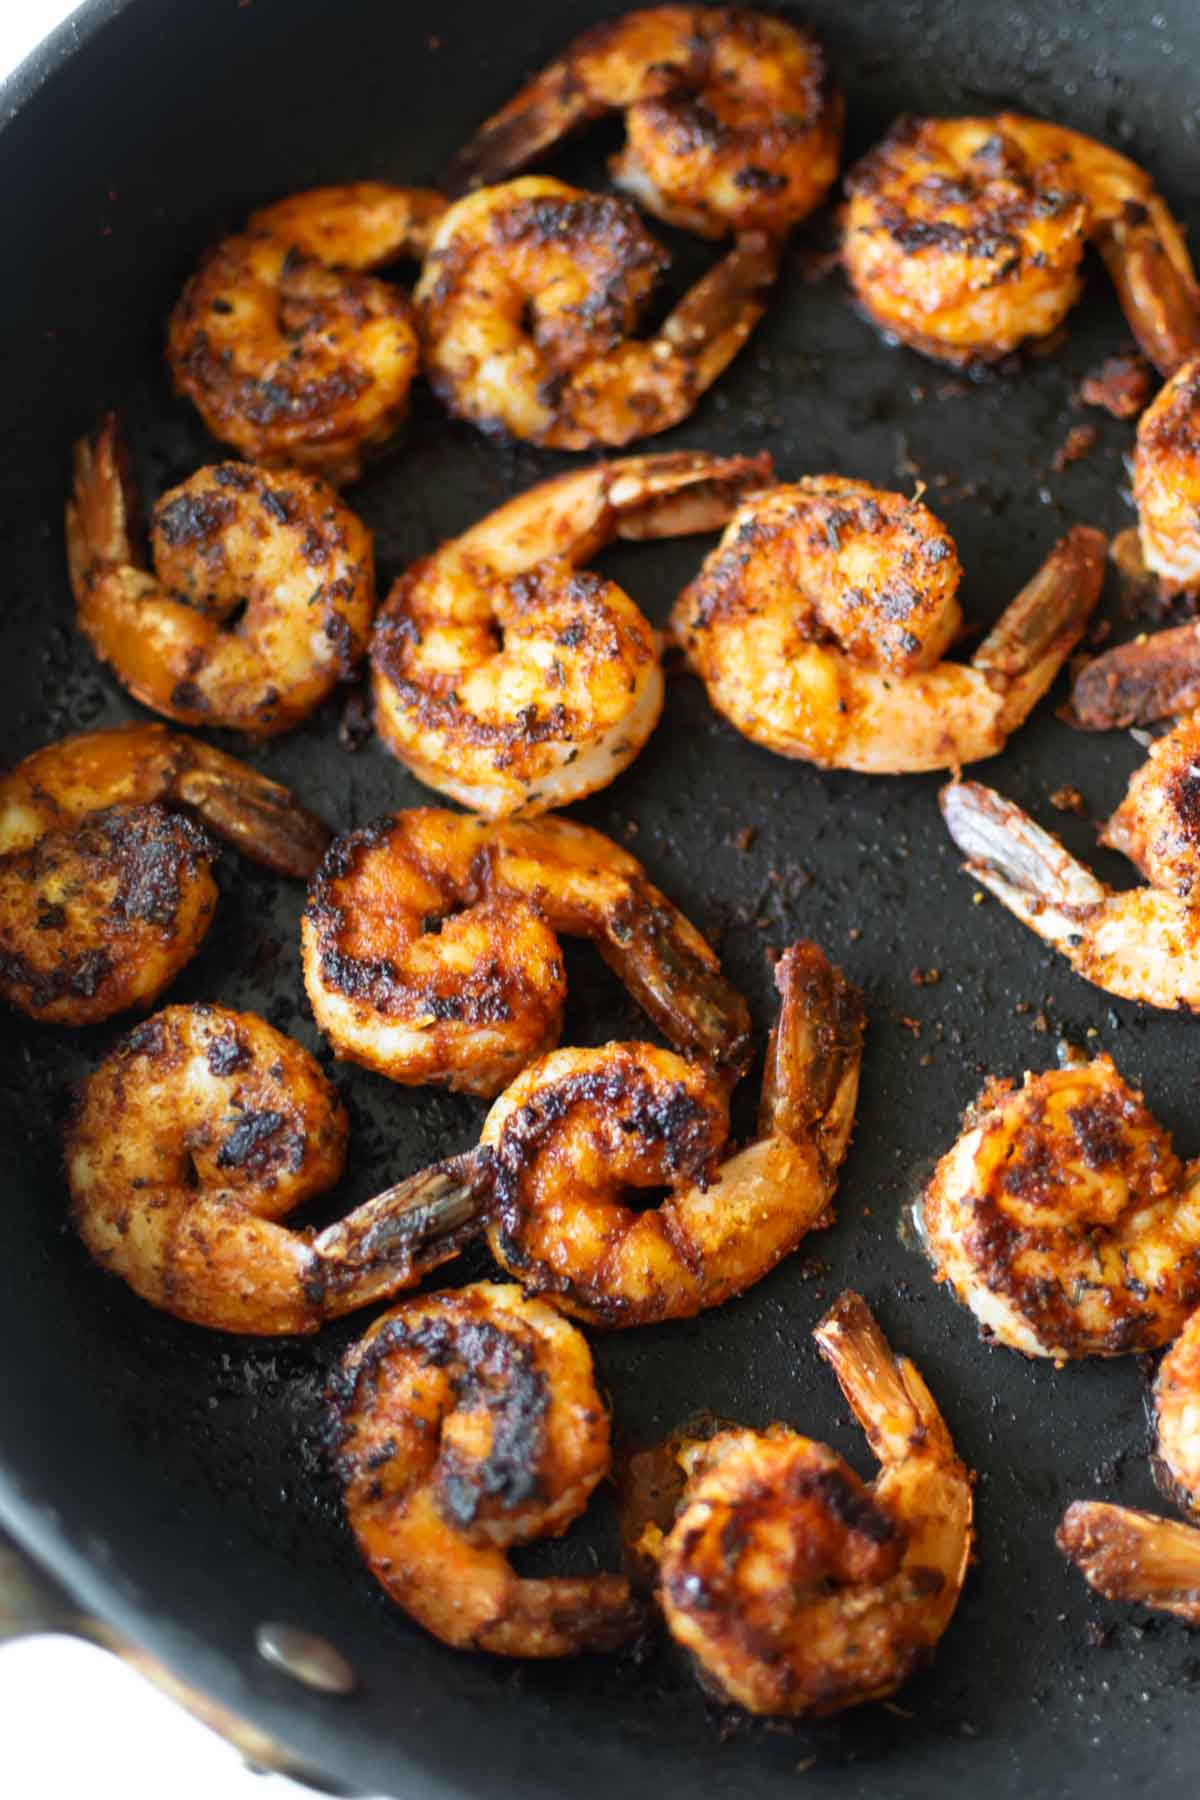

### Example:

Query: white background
xmin=0 ymin=6 xmax=383 ymax=1793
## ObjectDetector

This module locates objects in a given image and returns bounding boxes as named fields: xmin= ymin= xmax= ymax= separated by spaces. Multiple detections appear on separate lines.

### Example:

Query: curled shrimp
xmin=369 ymin=449 xmax=771 ymax=815
xmin=166 ymin=184 xmax=444 ymax=484
xmin=413 ymin=176 xmax=779 ymax=449
xmin=0 ymin=723 xmax=328 ymax=1025
xmin=918 ymin=1054 xmax=1200 ymax=1358
xmin=329 ymin=1281 xmax=640 ymax=1656
xmin=301 ymin=807 xmax=751 ymax=1097
xmin=386 ymin=940 xmax=862 ymax=1327
xmin=444 ymin=6 xmax=842 ymax=240
xmin=1059 ymin=1305 xmax=1200 ymax=1620
xmin=671 ymin=477 xmax=1105 ymax=772
xmin=644 ymin=1292 xmax=972 ymax=1716
xmin=65 ymin=1003 xmax=486 ymax=1334
xmin=942 ymin=772 xmax=1200 ymax=1011
xmin=67 ymin=415 xmax=374 ymax=736
xmin=843 ymin=113 xmax=1200 ymax=375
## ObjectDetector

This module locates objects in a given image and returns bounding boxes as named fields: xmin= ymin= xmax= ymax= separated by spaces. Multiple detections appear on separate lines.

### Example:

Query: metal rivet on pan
xmin=254 ymin=1622 xmax=357 ymax=1695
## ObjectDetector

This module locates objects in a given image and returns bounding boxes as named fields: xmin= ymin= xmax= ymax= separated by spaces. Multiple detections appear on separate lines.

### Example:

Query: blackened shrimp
xmin=330 ymin=1282 xmax=640 ymax=1655
xmin=645 ymin=1292 xmax=972 ymax=1716
xmin=942 ymin=773 xmax=1200 ymax=1012
xmin=671 ymin=478 xmax=1104 ymax=772
xmin=65 ymin=1003 xmax=485 ymax=1334
xmin=68 ymin=416 xmax=374 ymax=736
xmin=1059 ymin=1305 xmax=1200 ymax=1620
xmin=445 ymin=7 xmax=842 ymax=240
xmin=414 ymin=177 xmax=778 ymax=449
xmin=405 ymin=941 xmax=863 ymax=1328
xmin=301 ymin=808 xmax=750 ymax=1097
xmin=369 ymin=449 xmax=770 ymax=815
xmin=167 ymin=185 xmax=444 ymax=483
xmin=843 ymin=114 xmax=1200 ymax=375
xmin=0 ymin=723 xmax=328 ymax=1025
xmin=918 ymin=1054 xmax=1200 ymax=1358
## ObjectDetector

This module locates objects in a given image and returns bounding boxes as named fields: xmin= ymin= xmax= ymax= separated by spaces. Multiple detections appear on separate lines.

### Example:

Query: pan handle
xmin=0 ymin=1530 xmax=359 ymax=1796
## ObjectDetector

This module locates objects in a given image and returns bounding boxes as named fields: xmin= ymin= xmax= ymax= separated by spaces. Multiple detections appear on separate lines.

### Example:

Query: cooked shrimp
xmin=301 ymin=807 xmax=751 ymax=1097
xmin=843 ymin=113 xmax=1200 ymax=374
xmin=166 ymin=185 xmax=444 ymax=483
xmin=445 ymin=7 xmax=842 ymax=240
xmin=329 ymin=1281 xmax=640 ymax=1655
xmin=370 ymin=449 xmax=770 ymax=814
xmin=1099 ymin=714 xmax=1200 ymax=898
xmin=0 ymin=723 xmax=328 ymax=1025
xmin=918 ymin=1054 xmax=1200 ymax=1358
xmin=671 ymin=478 xmax=1105 ymax=772
xmin=414 ymin=176 xmax=778 ymax=449
xmin=392 ymin=941 xmax=863 ymax=1328
xmin=1059 ymin=1501 xmax=1200 ymax=1623
xmin=644 ymin=1292 xmax=972 ymax=1715
xmin=941 ymin=777 xmax=1200 ymax=1011
xmin=1156 ymin=1306 xmax=1200 ymax=1514
xmin=67 ymin=416 xmax=374 ymax=736
xmin=1132 ymin=359 xmax=1200 ymax=594
xmin=65 ymin=1003 xmax=486 ymax=1333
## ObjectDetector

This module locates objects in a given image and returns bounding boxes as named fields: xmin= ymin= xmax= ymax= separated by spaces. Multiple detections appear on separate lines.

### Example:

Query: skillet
xmin=3 ymin=0 xmax=1200 ymax=1793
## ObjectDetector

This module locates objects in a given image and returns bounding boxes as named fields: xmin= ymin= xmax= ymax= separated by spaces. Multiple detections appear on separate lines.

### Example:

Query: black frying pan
xmin=3 ymin=1 xmax=1199 ymax=1794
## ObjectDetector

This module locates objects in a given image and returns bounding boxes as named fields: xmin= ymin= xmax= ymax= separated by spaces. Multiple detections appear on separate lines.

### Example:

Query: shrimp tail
xmin=313 ymin=1149 xmax=494 ymax=1316
xmin=65 ymin=411 xmax=143 ymax=600
xmin=1058 ymin=1500 xmax=1200 ymax=1622
xmin=442 ymin=62 xmax=595 ymax=197
xmin=1068 ymin=619 xmax=1200 ymax=730
xmin=940 ymin=780 xmax=1107 ymax=946
xmin=608 ymin=450 xmax=774 ymax=543
xmin=971 ymin=524 xmax=1107 ymax=726
xmin=598 ymin=883 xmax=753 ymax=1078
xmin=814 ymin=1291 xmax=956 ymax=1468
xmin=171 ymin=750 xmax=331 ymax=880
xmin=760 ymin=942 xmax=865 ymax=1170
xmin=1095 ymin=203 xmax=1200 ymax=378
xmin=659 ymin=230 xmax=782 ymax=389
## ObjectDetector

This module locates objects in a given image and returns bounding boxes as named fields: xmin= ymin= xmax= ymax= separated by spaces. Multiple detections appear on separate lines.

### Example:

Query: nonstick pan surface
xmin=3 ymin=1 xmax=1200 ymax=1794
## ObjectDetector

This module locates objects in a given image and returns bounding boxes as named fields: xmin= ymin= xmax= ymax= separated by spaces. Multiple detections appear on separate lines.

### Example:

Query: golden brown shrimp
xmin=301 ymin=807 xmax=750 ymax=1097
xmin=65 ymin=1003 xmax=486 ymax=1334
xmin=167 ymin=185 xmax=444 ymax=483
xmin=445 ymin=7 xmax=842 ymax=240
xmin=414 ymin=176 xmax=778 ymax=449
xmin=644 ymin=1292 xmax=972 ymax=1716
xmin=671 ymin=478 xmax=1105 ymax=772
xmin=918 ymin=1054 xmax=1200 ymax=1359
xmin=1058 ymin=1501 xmax=1200 ymax=1624
xmin=329 ymin=1281 xmax=640 ymax=1655
xmin=67 ymin=416 xmax=374 ymax=737
xmin=369 ymin=449 xmax=771 ymax=815
xmin=0 ymin=723 xmax=328 ymax=1025
xmin=941 ymin=775 xmax=1200 ymax=1011
xmin=400 ymin=940 xmax=863 ymax=1328
xmin=843 ymin=113 xmax=1200 ymax=374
